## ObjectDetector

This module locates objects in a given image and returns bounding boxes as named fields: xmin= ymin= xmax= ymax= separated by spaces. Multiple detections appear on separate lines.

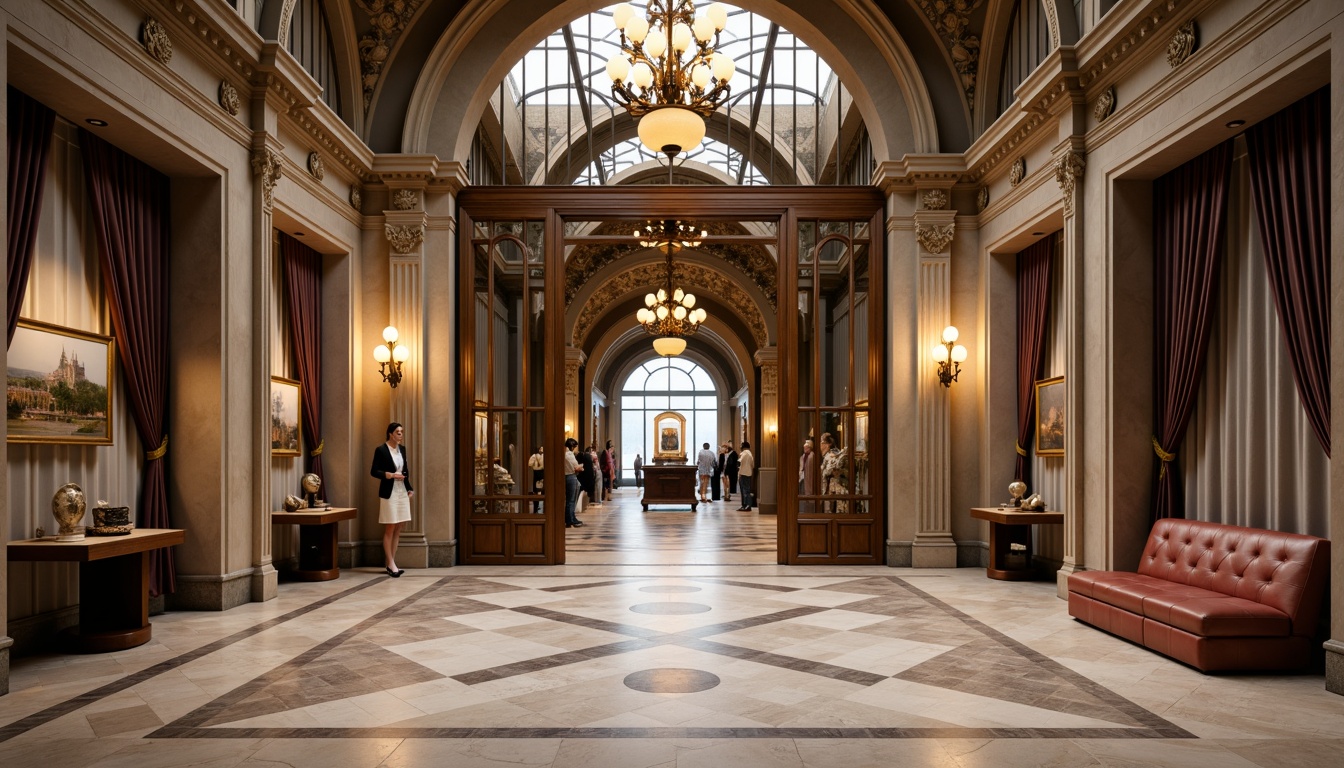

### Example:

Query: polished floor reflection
xmin=2 ymin=564 xmax=1342 ymax=767
xmin=565 ymin=487 xmax=777 ymax=565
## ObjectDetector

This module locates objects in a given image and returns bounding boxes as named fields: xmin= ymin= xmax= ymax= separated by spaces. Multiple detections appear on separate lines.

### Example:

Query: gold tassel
xmin=146 ymin=434 xmax=168 ymax=461
xmin=1014 ymin=441 xmax=1027 ymax=457
xmin=1151 ymin=436 xmax=1175 ymax=478
xmin=310 ymin=439 xmax=325 ymax=457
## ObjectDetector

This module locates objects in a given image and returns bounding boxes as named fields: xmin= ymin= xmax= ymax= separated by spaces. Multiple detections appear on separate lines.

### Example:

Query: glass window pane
xmin=527 ymin=287 xmax=544 ymax=407
xmin=670 ymin=396 xmax=694 ymax=410
xmin=854 ymin=410 xmax=870 ymax=498
xmin=690 ymin=367 xmax=713 ymax=390
xmin=669 ymin=358 xmax=693 ymax=371
xmin=622 ymin=396 xmax=643 ymax=409
xmin=695 ymin=396 xmax=717 ymax=409
xmin=669 ymin=369 xmax=693 ymax=391
xmin=527 ymin=411 xmax=545 ymax=514
xmin=649 ymin=367 xmax=671 ymax=391
xmin=644 ymin=395 xmax=669 ymax=411
xmin=796 ymin=412 xmax=819 ymax=515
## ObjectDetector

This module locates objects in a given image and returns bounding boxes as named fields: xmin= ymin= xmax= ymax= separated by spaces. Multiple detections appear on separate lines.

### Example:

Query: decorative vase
xmin=51 ymin=482 xmax=87 ymax=541
xmin=90 ymin=503 xmax=133 ymax=536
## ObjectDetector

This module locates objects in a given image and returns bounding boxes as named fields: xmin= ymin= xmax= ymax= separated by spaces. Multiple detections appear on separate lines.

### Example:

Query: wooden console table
xmin=7 ymin=528 xmax=185 ymax=652
xmin=641 ymin=464 xmax=699 ymax=511
xmin=271 ymin=507 xmax=357 ymax=581
xmin=969 ymin=507 xmax=1064 ymax=581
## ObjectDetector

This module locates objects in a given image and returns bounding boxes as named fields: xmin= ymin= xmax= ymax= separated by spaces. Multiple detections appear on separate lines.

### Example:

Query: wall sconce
xmin=564 ymin=422 xmax=573 ymax=435
xmin=373 ymin=325 xmax=410 ymax=388
xmin=932 ymin=325 xmax=967 ymax=387
xmin=766 ymin=421 xmax=778 ymax=440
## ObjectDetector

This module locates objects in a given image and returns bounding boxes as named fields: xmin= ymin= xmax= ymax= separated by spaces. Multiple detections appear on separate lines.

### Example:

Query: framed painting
xmin=1035 ymin=376 xmax=1065 ymax=457
xmin=652 ymin=410 xmax=686 ymax=462
xmin=7 ymin=318 xmax=115 ymax=445
xmin=270 ymin=376 xmax=302 ymax=457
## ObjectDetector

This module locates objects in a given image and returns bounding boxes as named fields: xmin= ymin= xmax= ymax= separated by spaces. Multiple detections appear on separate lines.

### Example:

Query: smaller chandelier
xmin=635 ymin=220 xmax=709 ymax=356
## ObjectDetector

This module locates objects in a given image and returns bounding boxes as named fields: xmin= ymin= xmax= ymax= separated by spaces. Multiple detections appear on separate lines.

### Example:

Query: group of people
xmin=694 ymin=441 xmax=756 ymax=510
xmin=798 ymin=431 xmax=849 ymax=513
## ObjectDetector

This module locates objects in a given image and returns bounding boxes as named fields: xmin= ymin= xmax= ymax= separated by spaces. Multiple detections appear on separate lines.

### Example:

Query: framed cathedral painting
xmin=652 ymin=411 xmax=686 ymax=462
xmin=270 ymin=376 xmax=302 ymax=457
xmin=7 ymin=318 xmax=115 ymax=445
xmin=1035 ymin=376 xmax=1065 ymax=457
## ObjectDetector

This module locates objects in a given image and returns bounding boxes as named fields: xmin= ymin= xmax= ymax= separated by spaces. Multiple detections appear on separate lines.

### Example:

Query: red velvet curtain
xmin=1246 ymin=87 xmax=1330 ymax=457
xmin=1014 ymin=235 xmax=1054 ymax=484
xmin=80 ymin=130 xmax=175 ymax=596
xmin=1152 ymin=141 xmax=1232 ymax=521
xmin=7 ymin=87 xmax=56 ymax=345
xmin=280 ymin=233 xmax=324 ymax=484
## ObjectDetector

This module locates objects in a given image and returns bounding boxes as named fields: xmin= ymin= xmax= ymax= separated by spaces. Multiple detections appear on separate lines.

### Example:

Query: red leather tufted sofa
xmin=1068 ymin=519 xmax=1330 ymax=671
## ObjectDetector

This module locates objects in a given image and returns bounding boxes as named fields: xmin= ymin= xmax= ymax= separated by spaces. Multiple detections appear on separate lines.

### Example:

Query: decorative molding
xmin=1054 ymin=152 xmax=1086 ymax=218
xmin=1008 ymin=157 xmax=1026 ymax=187
xmin=916 ymin=223 xmax=956 ymax=255
xmin=966 ymin=111 xmax=1047 ymax=182
xmin=1077 ymin=0 xmax=1191 ymax=87
xmin=218 ymin=81 xmax=240 ymax=115
xmin=1093 ymin=86 xmax=1116 ymax=123
xmin=1167 ymin=20 xmax=1197 ymax=68
xmin=349 ymin=185 xmax=363 ymax=210
xmin=572 ymin=262 xmax=770 ymax=348
xmin=1043 ymin=0 xmax=1061 ymax=47
xmin=921 ymin=189 xmax=948 ymax=210
xmin=392 ymin=189 xmax=419 ymax=211
xmin=760 ymin=361 xmax=778 ymax=396
xmin=356 ymin=0 xmax=427 ymax=112
xmin=307 ymin=151 xmax=325 ymax=180
xmin=913 ymin=0 xmax=986 ymax=110
xmin=385 ymin=224 xmax=425 ymax=254
xmin=976 ymin=187 xmax=989 ymax=213
xmin=141 ymin=18 xmax=173 ymax=65
xmin=564 ymin=359 xmax=580 ymax=397
xmin=251 ymin=147 xmax=283 ymax=212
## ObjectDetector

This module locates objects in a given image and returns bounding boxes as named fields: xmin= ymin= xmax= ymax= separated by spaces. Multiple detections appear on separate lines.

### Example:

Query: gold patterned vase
xmin=51 ymin=482 xmax=87 ymax=541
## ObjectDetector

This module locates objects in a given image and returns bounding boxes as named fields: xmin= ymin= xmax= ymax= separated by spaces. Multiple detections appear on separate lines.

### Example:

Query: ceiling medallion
xmin=1009 ymin=157 xmax=1026 ymax=187
xmin=1093 ymin=86 xmax=1116 ymax=123
xmin=307 ymin=152 xmax=325 ymax=181
xmin=1167 ymin=20 xmax=1197 ymax=68
xmin=976 ymin=187 xmax=989 ymax=212
xmin=635 ymin=220 xmax=709 ymax=356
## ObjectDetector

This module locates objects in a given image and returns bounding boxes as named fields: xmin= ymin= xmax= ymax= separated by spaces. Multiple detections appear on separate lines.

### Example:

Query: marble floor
xmin=2 ymin=529 xmax=1342 ymax=766
xmin=566 ymin=488 xmax=778 ymax=565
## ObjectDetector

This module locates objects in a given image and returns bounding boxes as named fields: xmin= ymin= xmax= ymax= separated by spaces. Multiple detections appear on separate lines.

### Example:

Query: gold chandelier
xmin=635 ymin=220 xmax=709 ymax=356
xmin=606 ymin=2 xmax=735 ymax=160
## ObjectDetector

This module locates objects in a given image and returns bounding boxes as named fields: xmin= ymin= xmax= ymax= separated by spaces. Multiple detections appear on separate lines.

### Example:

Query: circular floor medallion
xmin=623 ymin=668 xmax=721 ymax=694
xmin=639 ymin=585 xmax=702 ymax=593
xmin=629 ymin=602 xmax=712 ymax=615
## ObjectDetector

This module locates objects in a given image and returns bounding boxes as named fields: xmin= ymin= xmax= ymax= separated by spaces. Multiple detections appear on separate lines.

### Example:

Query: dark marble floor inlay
xmin=639 ymin=585 xmax=702 ymax=593
xmin=623 ymin=668 xmax=722 ymax=694
xmin=630 ymin=602 xmax=712 ymax=614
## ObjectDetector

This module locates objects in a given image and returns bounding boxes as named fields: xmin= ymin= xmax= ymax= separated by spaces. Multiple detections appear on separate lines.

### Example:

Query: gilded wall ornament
xmin=218 ymin=81 xmax=240 ymax=116
xmin=251 ymin=147 xmax=282 ymax=212
xmin=141 ymin=18 xmax=173 ymax=65
xmin=760 ymin=363 xmax=778 ymax=396
xmin=1093 ymin=86 xmax=1116 ymax=123
xmin=921 ymin=189 xmax=948 ymax=210
xmin=564 ymin=360 xmax=580 ymax=396
xmin=392 ymin=189 xmax=418 ymax=210
xmin=1167 ymin=20 xmax=1197 ymax=68
xmin=976 ymin=187 xmax=989 ymax=212
xmin=385 ymin=224 xmax=424 ymax=254
xmin=916 ymin=223 xmax=956 ymax=255
xmin=307 ymin=152 xmax=325 ymax=181
xmin=356 ymin=0 xmax=427 ymax=112
xmin=915 ymin=0 xmax=986 ymax=109
xmin=1009 ymin=157 xmax=1026 ymax=187
xmin=349 ymin=185 xmax=363 ymax=210
xmin=1054 ymin=152 xmax=1086 ymax=218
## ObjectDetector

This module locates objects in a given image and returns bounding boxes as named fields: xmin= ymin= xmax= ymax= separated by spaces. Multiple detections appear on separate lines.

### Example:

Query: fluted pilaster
xmin=913 ymin=204 xmax=957 ymax=567
xmin=1054 ymin=144 xmax=1087 ymax=594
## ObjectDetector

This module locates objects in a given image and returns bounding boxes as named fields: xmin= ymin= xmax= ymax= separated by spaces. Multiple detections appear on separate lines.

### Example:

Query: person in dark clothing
xmin=724 ymin=444 xmax=740 ymax=502
xmin=712 ymin=444 xmax=725 ymax=501
xmin=578 ymin=445 xmax=597 ymax=503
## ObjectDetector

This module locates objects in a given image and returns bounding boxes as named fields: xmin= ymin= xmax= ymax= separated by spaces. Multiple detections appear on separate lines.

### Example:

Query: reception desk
xmin=641 ymin=464 xmax=699 ymax=511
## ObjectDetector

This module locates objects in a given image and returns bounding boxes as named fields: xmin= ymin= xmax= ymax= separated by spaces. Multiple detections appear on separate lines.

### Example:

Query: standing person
xmin=578 ymin=444 xmax=597 ymax=505
xmin=563 ymin=438 xmax=583 ymax=528
xmin=724 ymin=443 xmax=739 ymax=502
xmin=696 ymin=442 xmax=716 ymax=503
xmin=819 ymin=432 xmax=849 ymax=514
xmin=736 ymin=440 xmax=755 ymax=511
xmin=712 ymin=444 xmax=725 ymax=501
xmin=798 ymin=439 xmax=818 ymax=515
xmin=370 ymin=422 xmax=414 ymax=577
xmin=634 ymin=453 xmax=644 ymax=487
xmin=601 ymin=439 xmax=615 ymax=497
xmin=528 ymin=446 xmax=544 ymax=514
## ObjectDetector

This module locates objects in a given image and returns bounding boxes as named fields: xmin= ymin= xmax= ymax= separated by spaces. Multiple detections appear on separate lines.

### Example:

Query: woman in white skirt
xmin=370 ymin=422 xmax=413 ymax=576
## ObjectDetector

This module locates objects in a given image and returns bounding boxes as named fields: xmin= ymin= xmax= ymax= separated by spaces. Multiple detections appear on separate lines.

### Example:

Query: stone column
xmin=1054 ymin=145 xmax=1087 ymax=596
xmin=1325 ymin=39 xmax=1344 ymax=697
xmin=248 ymin=136 xmax=282 ymax=603
xmin=754 ymin=346 xmax=779 ymax=514
xmin=0 ymin=27 xmax=12 ymax=693
xmin=384 ymin=203 xmax=429 ymax=568
xmin=911 ymin=196 xmax=957 ymax=567
xmin=564 ymin=347 xmax=586 ymax=442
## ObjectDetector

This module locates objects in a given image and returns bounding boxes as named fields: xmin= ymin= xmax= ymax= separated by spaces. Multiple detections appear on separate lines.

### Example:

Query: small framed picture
xmin=1035 ymin=375 xmax=1065 ymax=457
xmin=7 ymin=318 xmax=115 ymax=445
xmin=270 ymin=376 xmax=302 ymax=457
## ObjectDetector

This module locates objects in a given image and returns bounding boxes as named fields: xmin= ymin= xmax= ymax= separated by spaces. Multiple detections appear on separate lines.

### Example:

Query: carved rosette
xmin=1093 ymin=86 xmax=1116 ymax=123
xmin=385 ymin=224 xmax=425 ymax=254
xmin=358 ymin=0 xmax=427 ymax=111
xmin=250 ymin=147 xmax=282 ymax=212
xmin=141 ymin=18 xmax=173 ymax=65
xmin=1054 ymin=153 xmax=1086 ymax=218
xmin=915 ymin=0 xmax=985 ymax=109
xmin=218 ymin=81 xmax=240 ymax=116
xmin=921 ymin=189 xmax=948 ymax=210
xmin=307 ymin=152 xmax=325 ymax=181
xmin=976 ymin=187 xmax=989 ymax=213
xmin=1008 ymin=157 xmax=1026 ymax=187
xmin=1167 ymin=20 xmax=1197 ymax=68
xmin=349 ymin=185 xmax=363 ymax=210
xmin=392 ymin=189 xmax=418 ymax=211
xmin=916 ymin=223 xmax=956 ymax=255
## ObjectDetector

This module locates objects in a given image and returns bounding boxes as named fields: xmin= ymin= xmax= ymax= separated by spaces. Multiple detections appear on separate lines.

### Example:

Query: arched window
xmin=620 ymin=358 xmax=719 ymax=471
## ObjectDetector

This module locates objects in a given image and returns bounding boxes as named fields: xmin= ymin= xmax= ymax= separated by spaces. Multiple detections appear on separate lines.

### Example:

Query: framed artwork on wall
xmin=1035 ymin=376 xmax=1065 ymax=457
xmin=652 ymin=410 xmax=686 ymax=462
xmin=270 ymin=376 xmax=302 ymax=457
xmin=7 ymin=318 xmax=115 ymax=445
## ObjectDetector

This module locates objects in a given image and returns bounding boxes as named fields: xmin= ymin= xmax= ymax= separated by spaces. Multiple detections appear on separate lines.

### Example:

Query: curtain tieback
xmin=1151 ymin=436 xmax=1175 ymax=478
xmin=146 ymin=434 xmax=168 ymax=461
xmin=1015 ymin=441 xmax=1026 ymax=457
xmin=310 ymin=439 xmax=325 ymax=457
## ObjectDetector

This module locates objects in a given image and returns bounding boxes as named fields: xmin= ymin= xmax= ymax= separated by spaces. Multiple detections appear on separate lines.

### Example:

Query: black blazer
xmin=725 ymin=450 xmax=740 ymax=475
xmin=370 ymin=443 xmax=413 ymax=498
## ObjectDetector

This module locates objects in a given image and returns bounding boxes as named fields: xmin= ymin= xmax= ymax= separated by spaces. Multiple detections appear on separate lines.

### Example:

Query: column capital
xmin=752 ymin=345 xmax=778 ymax=368
xmin=1054 ymin=150 xmax=1086 ymax=218
xmin=913 ymin=209 xmax=957 ymax=256
xmin=250 ymin=137 xmax=283 ymax=213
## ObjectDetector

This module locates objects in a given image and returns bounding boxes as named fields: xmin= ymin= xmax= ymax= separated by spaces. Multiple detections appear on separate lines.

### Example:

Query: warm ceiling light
xmin=1226 ymin=119 xmax=1246 ymax=129
xmin=636 ymin=219 xmax=708 ymax=356
xmin=652 ymin=336 xmax=688 ymax=356
xmin=85 ymin=118 xmax=108 ymax=127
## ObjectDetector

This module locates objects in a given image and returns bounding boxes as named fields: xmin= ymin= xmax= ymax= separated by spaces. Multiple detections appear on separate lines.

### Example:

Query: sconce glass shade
xmin=382 ymin=325 xmax=400 ymax=344
xmin=393 ymin=344 xmax=411 ymax=362
xmin=941 ymin=325 xmax=959 ymax=344
xmin=950 ymin=344 xmax=967 ymax=363
xmin=931 ymin=344 xmax=949 ymax=363
xmin=374 ymin=344 xmax=391 ymax=363
xmin=652 ymin=336 xmax=687 ymax=356
xmin=637 ymin=106 xmax=707 ymax=155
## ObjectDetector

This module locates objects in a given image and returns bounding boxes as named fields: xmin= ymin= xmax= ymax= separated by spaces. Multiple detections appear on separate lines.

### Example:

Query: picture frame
xmin=1035 ymin=375 xmax=1065 ymax=457
xmin=652 ymin=410 xmax=686 ymax=462
xmin=7 ymin=318 xmax=115 ymax=445
xmin=270 ymin=376 xmax=302 ymax=457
